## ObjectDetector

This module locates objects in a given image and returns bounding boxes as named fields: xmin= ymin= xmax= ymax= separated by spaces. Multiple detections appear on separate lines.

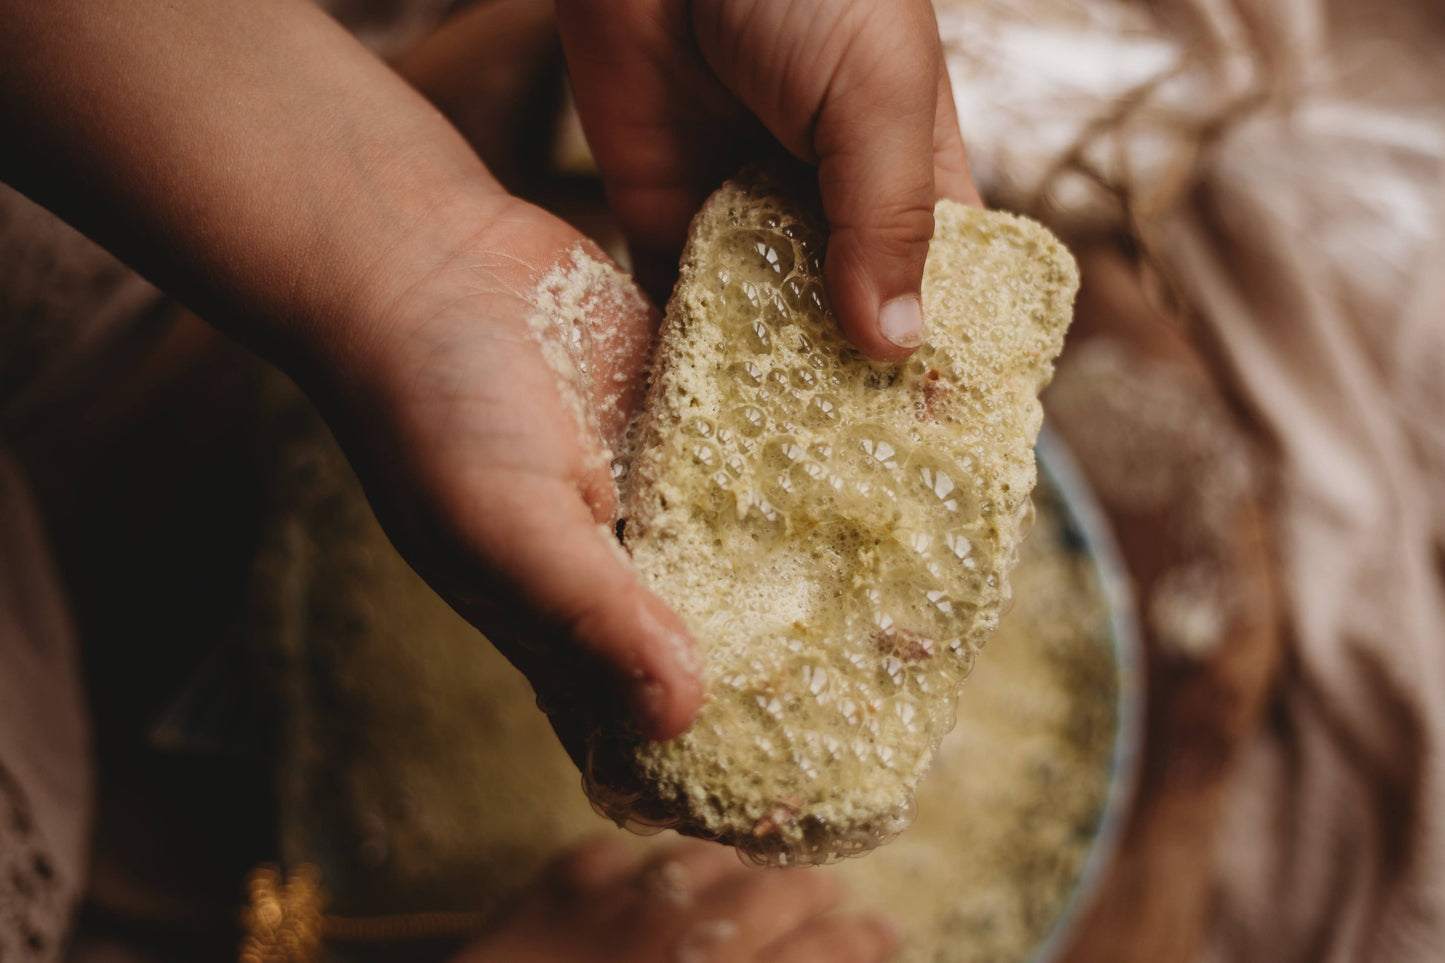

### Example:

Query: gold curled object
xmin=240 ymin=865 xmax=324 ymax=963
xmin=239 ymin=863 xmax=492 ymax=961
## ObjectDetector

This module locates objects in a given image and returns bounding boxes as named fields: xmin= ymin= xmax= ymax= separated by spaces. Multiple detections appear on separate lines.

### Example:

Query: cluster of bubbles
xmin=698 ymin=220 xmax=1010 ymax=620
xmin=593 ymin=183 xmax=1035 ymax=866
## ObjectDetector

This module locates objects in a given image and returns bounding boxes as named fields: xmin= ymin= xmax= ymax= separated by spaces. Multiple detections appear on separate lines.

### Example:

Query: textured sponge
xmin=587 ymin=168 xmax=1078 ymax=864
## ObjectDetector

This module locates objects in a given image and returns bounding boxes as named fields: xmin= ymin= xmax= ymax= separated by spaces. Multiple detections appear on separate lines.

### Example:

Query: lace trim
xmin=0 ymin=764 xmax=72 ymax=963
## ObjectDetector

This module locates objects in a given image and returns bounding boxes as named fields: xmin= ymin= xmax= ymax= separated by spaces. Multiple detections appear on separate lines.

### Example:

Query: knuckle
xmin=872 ymin=201 xmax=938 ymax=249
xmin=838 ymin=0 xmax=939 ymax=62
xmin=831 ymin=202 xmax=935 ymax=274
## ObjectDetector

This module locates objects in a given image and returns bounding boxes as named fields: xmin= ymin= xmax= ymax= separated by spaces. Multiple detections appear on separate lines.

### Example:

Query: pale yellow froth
xmin=586 ymin=168 xmax=1080 ymax=863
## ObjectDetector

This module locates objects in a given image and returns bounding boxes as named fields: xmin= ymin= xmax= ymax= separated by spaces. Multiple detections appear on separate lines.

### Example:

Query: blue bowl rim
xmin=1026 ymin=425 xmax=1146 ymax=963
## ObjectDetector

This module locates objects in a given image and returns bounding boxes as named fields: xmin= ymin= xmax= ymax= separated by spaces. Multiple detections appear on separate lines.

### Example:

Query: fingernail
xmin=879 ymin=296 xmax=924 ymax=348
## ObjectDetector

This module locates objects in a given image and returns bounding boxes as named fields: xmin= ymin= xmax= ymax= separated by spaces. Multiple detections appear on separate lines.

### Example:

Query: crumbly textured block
xmin=589 ymin=168 xmax=1078 ymax=864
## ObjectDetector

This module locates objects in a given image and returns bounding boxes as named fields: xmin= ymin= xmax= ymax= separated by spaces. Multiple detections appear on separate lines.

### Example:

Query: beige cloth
xmin=939 ymin=0 xmax=1445 ymax=958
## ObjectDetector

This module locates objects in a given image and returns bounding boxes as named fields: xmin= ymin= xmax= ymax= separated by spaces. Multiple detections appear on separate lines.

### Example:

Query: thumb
xmin=815 ymin=136 xmax=935 ymax=361
xmin=691 ymin=0 xmax=949 ymax=360
xmin=809 ymin=0 xmax=943 ymax=360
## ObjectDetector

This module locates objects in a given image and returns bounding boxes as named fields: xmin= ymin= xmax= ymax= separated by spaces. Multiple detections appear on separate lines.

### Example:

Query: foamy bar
xmin=588 ymin=168 xmax=1078 ymax=864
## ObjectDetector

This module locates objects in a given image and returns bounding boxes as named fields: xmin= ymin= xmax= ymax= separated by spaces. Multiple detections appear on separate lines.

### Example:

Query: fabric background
xmin=1 ymin=0 xmax=1441 ymax=959
xmin=937 ymin=0 xmax=1445 ymax=958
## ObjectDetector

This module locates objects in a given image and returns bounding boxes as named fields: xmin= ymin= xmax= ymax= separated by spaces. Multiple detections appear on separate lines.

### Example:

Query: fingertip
xmin=878 ymin=296 xmax=925 ymax=350
xmin=936 ymin=159 xmax=983 ymax=209
xmin=637 ymin=676 xmax=703 ymax=740
xmin=626 ymin=672 xmax=701 ymax=741
xmin=628 ymin=593 xmax=705 ymax=739
xmin=823 ymin=231 xmax=928 ymax=362
xmin=506 ymin=496 xmax=702 ymax=740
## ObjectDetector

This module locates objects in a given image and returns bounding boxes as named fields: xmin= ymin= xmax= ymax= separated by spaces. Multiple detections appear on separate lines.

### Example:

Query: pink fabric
xmin=940 ymin=0 xmax=1445 ymax=958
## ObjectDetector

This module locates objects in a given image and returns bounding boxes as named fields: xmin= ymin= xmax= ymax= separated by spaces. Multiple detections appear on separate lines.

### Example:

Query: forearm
xmin=0 ymin=0 xmax=503 ymax=371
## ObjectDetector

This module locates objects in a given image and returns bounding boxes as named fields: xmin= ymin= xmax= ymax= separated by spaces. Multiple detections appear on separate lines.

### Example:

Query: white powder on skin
xmin=526 ymin=246 xmax=702 ymax=685
xmin=639 ymin=859 xmax=695 ymax=909
xmin=525 ymin=243 xmax=656 ymax=474
xmin=525 ymin=245 xmax=646 ymax=541
xmin=1148 ymin=563 xmax=1231 ymax=658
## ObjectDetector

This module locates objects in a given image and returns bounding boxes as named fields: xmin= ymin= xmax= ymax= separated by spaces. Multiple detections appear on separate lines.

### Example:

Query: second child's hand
xmin=557 ymin=0 xmax=981 ymax=360
xmin=0 ymin=0 xmax=981 ymax=747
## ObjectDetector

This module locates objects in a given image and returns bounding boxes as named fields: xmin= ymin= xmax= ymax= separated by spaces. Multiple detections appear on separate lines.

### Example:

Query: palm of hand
xmin=328 ymin=198 xmax=701 ymax=741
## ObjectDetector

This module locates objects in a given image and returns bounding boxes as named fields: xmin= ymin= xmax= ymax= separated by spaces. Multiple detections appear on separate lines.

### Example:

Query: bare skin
xmin=557 ymin=0 xmax=981 ymax=358
xmin=0 ymin=0 xmax=973 ymax=957
xmin=0 ymin=0 xmax=980 ymax=757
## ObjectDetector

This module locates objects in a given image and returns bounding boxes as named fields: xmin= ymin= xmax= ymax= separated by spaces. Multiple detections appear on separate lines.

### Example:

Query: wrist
xmin=274 ymin=173 xmax=512 ymax=399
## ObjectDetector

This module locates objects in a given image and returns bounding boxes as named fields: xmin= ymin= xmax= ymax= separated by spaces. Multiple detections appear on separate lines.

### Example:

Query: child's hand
xmin=556 ymin=0 xmax=980 ymax=360
xmin=454 ymin=837 xmax=899 ymax=963
xmin=321 ymin=195 xmax=704 ymax=740
xmin=0 ymin=0 xmax=977 ymax=744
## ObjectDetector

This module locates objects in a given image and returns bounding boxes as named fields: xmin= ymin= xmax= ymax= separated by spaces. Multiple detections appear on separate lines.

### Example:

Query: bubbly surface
xmin=590 ymin=168 xmax=1080 ymax=863
xmin=259 ymin=379 xmax=1118 ymax=958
